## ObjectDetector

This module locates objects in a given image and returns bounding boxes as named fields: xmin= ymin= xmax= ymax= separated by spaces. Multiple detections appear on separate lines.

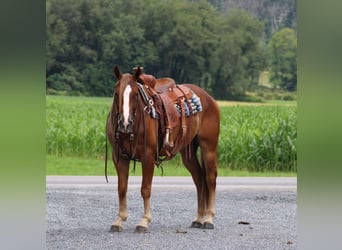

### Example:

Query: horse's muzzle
xmin=117 ymin=113 xmax=134 ymax=133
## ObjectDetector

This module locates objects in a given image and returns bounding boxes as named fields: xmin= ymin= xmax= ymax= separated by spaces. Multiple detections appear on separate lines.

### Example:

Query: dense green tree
xmin=211 ymin=10 xmax=266 ymax=99
xmin=46 ymin=0 xmax=293 ymax=99
xmin=268 ymin=28 xmax=297 ymax=91
xmin=148 ymin=0 xmax=220 ymax=85
xmin=210 ymin=0 xmax=297 ymax=41
xmin=46 ymin=0 xmax=85 ymax=94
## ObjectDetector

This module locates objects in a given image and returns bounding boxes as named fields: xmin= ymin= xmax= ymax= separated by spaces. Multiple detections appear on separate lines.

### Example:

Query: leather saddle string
xmin=177 ymin=86 xmax=193 ymax=160
xmin=170 ymin=87 xmax=188 ymax=156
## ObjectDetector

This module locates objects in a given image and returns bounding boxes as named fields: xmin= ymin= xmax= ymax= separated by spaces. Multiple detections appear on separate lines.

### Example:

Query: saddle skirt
xmin=137 ymin=70 xmax=203 ymax=158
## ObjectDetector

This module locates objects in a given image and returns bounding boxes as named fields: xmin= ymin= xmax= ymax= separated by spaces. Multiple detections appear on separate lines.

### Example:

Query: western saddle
xmin=134 ymin=68 xmax=200 ymax=159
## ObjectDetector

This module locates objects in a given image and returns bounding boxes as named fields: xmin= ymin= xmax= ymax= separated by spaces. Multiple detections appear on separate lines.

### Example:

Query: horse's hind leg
xmin=198 ymin=138 xmax=218 ymax=229
xmin=111 ymin=159 xmax=129 ymax=232
xmin=180 ymin=141 xmax=206 ymax=228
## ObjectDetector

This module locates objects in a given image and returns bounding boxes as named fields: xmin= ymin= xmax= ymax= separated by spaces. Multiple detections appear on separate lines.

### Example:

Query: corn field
xmin=218 ymin=106 xmax=296 ymax=172
xmin=46 ymin=96 xmax=111 ymax=158
xmin=46 ymin=96 xmax=296 ymax=172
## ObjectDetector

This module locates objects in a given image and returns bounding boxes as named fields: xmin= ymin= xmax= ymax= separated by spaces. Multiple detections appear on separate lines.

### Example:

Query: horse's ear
xmin=114 ymin=65 xmax=121 ymax=80
xmin=133 ymin=66 xmax=144 ymax=81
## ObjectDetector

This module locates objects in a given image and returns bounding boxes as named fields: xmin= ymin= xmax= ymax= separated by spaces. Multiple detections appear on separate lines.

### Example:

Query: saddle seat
xmin=155 ymin=78 xmax=176 ymax=94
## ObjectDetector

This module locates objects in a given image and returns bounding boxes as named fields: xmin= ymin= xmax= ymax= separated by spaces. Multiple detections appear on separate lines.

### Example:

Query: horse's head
xmin=113 ymin=66 xmax=144 ymax=133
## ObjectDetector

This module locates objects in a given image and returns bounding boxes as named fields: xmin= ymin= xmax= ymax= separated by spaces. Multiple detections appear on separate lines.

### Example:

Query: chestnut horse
xmin=106 ymin=66 xmax=220 ymax=232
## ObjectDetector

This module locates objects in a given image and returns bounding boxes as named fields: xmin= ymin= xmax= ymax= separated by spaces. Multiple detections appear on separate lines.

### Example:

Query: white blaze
xmin=122 ymin=85 xmax=132 ymax=128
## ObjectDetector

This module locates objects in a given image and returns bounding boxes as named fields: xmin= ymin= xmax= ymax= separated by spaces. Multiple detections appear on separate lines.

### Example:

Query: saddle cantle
xmin=135 ymin=68 xmax=202 ymax=158
xmin=155 ymin=78 xmax=176 ymax=93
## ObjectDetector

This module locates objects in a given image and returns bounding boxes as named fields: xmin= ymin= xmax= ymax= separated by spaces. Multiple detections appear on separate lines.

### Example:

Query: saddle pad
xmin=158 ymin=87 xmax=202 ymax=128
xmin=175 ymin=93 xmax=202 ymax=117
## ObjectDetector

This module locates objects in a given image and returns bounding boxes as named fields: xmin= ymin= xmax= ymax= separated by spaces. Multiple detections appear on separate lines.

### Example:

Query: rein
xmin=105 ymin=132 xmax=108 ymax=183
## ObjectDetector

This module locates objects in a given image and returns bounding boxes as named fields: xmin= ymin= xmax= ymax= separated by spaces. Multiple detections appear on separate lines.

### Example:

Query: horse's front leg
xmin=135 ymin=150 xmax=155 ymax=233
xmin=111 ymin=158 xmax=130 ymax=232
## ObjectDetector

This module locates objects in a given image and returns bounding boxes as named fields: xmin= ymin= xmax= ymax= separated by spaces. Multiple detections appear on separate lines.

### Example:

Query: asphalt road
xmin=46 ymin=176 xmax=297 ymax=250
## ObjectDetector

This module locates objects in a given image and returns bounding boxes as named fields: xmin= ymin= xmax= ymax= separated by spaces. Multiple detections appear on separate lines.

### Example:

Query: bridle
xmin=105 ymin=80 xmax=160 ymax=182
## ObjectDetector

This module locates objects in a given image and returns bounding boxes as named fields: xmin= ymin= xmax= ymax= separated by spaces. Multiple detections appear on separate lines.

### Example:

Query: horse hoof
xmin=110 ymin=225 xmax=122 ymax=232
xmin=202 ymin=222 xmax=214 ymax=229
xmin=190 ymin=221 xmax=203 ymax=228
xmin=134 ymin=225 xmax=148 ymax=233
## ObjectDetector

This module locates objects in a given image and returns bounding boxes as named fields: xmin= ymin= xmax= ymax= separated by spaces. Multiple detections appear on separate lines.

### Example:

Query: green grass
xmin=265 ymin=100 xmax=297 ymax=106
xmin=46 ymin=155 xmax=296 ymax=177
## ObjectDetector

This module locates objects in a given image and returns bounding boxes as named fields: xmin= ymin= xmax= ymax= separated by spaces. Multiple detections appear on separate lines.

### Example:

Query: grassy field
xmin=46 ymin=155 xmax=296 ymax=177
xmin=46 ymin=95 xmax=297 ymax=176
xmin=216 ymin=99 xmax=297 ymax=107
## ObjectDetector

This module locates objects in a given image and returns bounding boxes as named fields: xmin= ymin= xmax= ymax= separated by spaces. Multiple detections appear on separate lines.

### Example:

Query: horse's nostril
xmin=117 ymin=113 xmax=133 ymax=133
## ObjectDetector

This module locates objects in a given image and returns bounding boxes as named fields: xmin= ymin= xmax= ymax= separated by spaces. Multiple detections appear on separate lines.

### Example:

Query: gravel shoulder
xmin=46 ymin=176 xmax=297 ymax=250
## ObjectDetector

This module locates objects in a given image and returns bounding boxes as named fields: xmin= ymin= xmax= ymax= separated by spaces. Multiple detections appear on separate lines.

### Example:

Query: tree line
xmin=209 ymin=0 xmax=297 ymax=41
xmin=46 ymin=0 xmax=297 ymax=99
